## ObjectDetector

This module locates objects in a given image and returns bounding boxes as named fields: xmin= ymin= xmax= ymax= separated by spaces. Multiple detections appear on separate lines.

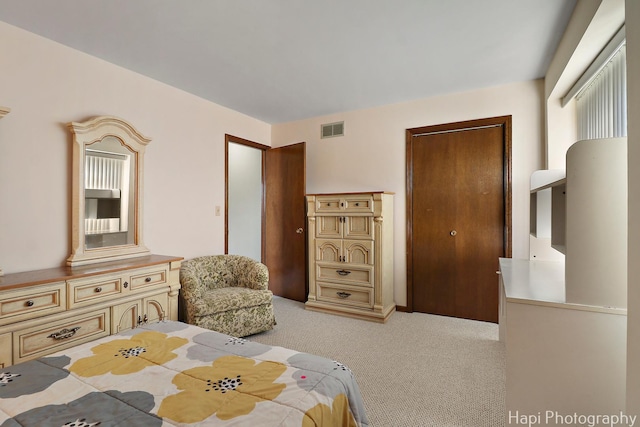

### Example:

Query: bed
xmin=0 ymin=321 xmax=368 ymax=426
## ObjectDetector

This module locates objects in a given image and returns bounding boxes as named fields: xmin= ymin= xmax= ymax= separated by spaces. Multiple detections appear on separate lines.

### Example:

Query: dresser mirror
xmin=67 ymin=116 xmax=151 ymax=266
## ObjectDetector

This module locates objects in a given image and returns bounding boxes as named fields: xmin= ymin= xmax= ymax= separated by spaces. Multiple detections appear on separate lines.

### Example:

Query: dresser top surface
xmin=0 ymin=254 xmax=183 ymax=291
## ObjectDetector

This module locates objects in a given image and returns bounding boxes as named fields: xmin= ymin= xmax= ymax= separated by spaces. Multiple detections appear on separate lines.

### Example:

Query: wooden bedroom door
xmin=265 ymin=142 xmax=307 ymax=302
xmin=407 ymin=116 xmax=511 ymax=323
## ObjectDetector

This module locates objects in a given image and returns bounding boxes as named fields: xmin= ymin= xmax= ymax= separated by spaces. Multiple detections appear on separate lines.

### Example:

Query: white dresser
xmin=305 ymin=192 xmax=395 ymax=322
xmin=0 ymin=254 xmax=182 ymax=367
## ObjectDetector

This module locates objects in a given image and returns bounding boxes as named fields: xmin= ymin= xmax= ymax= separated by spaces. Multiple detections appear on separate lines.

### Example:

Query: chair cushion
xmin=196 ymin=287 xmax=273 ymax=316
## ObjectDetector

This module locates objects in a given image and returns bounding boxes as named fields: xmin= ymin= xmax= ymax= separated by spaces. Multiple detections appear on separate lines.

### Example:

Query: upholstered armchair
xmin=179 ymin=255 xmax=276 ymax=337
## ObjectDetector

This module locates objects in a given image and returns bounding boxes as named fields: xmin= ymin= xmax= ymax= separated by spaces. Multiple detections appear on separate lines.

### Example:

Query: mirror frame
xmin=67 ymin=116 xmax=151 ymax=266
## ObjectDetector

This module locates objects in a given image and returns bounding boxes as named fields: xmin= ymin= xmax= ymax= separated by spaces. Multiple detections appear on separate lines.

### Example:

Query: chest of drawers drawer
xmin=0 ymin=282 xmax=66 ymax=326
xmin=13 ymin=308 xmax=110 ymax=364
xmin=316 ymin=263 xmax=373 ymax=287
xmin=316 ymin=282 xmax=373 ymax=309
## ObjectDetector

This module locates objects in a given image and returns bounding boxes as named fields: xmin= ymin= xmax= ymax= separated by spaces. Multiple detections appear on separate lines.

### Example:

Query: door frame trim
xmin=405 ymin=115 xmax=512 ymax=312
xmin=225 ymin=134 xmax=269 ymax=260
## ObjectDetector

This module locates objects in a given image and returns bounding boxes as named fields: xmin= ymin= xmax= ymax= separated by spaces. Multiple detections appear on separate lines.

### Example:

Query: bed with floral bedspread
xmin=0 ymin=321 xmax=368 ymax=426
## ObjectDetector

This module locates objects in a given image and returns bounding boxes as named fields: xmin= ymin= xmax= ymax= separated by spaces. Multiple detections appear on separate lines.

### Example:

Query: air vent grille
xmin=321 ymin=121 xmax=344 ymax=139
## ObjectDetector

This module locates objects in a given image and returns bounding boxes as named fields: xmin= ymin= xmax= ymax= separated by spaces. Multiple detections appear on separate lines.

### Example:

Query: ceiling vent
xmin=321 ymin=121 xmax=344 ymax=139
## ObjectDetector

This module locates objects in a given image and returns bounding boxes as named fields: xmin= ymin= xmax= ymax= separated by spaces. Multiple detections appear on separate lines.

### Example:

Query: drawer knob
xmin=25 ymin=300 xmax=35 ymax=307
xmin=336 ymin=269 xmax=351 ymax=276
xmin=123 ymin=281 xmax=129 ymax=288
xmin=355 ymin=202 xmax=359 ymax=206
xmin=48 ymin=327 xmax=81 ymax=340
xmin=95 ymin=287 xmax=102 ymax=293
xmin=337 ymin=292 xmax=351 ymax=299
xmin=145 ymin=277 xmax=152 ymax=283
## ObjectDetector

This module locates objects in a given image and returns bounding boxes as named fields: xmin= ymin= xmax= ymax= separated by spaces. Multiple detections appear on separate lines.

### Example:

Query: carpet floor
xmin=249 ymin=296 xmax=506 ymax=427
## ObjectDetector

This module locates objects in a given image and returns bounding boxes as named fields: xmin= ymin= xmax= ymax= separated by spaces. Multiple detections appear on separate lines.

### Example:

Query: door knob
xmin=450 ymin=230 xmax=457 ymax=236
xmin=296 ymin=228 xmax=303 ymax=234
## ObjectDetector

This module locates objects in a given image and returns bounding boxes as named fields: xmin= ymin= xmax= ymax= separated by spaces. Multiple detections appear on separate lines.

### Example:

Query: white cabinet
xmin=504 ymin=137 xmax=628 ymax=422
xmin=528 ymin=138 xmax=627 ymax=308
xmin=499 ymin=259 xmax=627 ymax=419
xmin=0 ymin=254 xmax=182 ymax=366
xmin=306 ymin=192 xmax=395 ymax=322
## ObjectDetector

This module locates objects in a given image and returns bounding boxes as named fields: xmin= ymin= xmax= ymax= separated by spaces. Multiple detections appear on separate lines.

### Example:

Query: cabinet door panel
xmin=344 ymin=217 xmax=373 ymax=240
xmin=316 ymin=239 xmax=342 ymax=262
xmin=316 ymin=216 xmax=342 ymax=238
xmin=343 ymin=240 xmax=374 ymax=265
xmin=0 ymin=333 xmax=11 ymax=368
xmin=112 ymin=300 xmax=141 ymax=333
xmin=143 ymin=294 xmax=168 ymax=324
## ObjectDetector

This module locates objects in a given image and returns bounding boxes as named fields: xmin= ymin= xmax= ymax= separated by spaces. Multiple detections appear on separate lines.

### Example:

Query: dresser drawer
xmin=316 ymin=263 xmax=373 ymax=287
xmin=0 ymin=282 xmax=66 ymax=326
xmin=130 ymin=266 xmax=168 ymax=290
xmin=68 ymin=274 xmax=124 ymax=308
xmin=316 ymin=282 xmax=373 ymax=308
xmin=13 ymin=309 xmax=110 ymax=364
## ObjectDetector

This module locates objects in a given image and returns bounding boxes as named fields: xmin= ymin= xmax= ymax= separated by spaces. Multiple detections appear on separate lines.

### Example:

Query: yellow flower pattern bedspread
xmin=0 ymin=321 xmax=368 ymax=426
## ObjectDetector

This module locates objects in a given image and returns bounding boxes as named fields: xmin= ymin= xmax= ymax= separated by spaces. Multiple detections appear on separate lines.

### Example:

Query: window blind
xmin=575 ymin=44 xmax=627 ymax=140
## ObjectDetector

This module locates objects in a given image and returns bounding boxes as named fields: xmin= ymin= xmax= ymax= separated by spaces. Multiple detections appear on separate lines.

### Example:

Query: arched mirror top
xmin=67 ymin=116 xmax=151 ymax=267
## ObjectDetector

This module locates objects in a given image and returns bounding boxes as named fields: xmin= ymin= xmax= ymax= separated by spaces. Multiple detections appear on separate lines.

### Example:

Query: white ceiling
xmin=0 ymin=0 xmax=576 ymax=124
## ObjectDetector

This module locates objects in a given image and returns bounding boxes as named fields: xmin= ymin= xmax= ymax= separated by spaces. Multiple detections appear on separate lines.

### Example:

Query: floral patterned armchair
xmin=179 ymin=255 xmax=276 ymax=337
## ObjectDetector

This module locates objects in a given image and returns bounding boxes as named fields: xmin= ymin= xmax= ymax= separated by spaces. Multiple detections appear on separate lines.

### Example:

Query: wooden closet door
xmin=409 ymin=119 xmax=509 ymax=323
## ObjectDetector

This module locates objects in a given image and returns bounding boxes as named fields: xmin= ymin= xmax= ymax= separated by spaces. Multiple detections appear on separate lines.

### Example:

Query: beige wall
xmin=626 ymin=0 xmax=640 ymax=415
xmin=273 ymin=80 xmax=545 ymax=306
xmin=0 ymin=21 xmax=545 ymax=308
xmin=0 ymin=21 xmax=271 ymax=274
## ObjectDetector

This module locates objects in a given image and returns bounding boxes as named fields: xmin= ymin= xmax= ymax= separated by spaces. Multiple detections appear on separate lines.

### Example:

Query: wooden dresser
xmin=0 ymin=254 xmax=182 ymax=367
xmin=305 ymin=192 xmax=395 ymax=322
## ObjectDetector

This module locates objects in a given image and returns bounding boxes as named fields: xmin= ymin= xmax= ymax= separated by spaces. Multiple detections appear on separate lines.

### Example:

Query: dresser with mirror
xmin=0 ymin=115 xmax=182 ymax=367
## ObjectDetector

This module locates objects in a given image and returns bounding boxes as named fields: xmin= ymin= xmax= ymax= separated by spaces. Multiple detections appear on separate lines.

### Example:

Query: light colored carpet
xmin=249 ymin=296 xmax=506 ymax=427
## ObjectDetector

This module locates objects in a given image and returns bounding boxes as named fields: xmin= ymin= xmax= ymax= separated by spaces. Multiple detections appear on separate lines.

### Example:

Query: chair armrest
xmin=179 ymin=262 xmax=207 ymax=303
xmin=237 ymin=259 xmax=269 ymax=291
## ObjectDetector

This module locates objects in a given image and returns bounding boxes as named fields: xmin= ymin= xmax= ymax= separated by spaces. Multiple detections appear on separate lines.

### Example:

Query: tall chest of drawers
xmin=305 ymin=192 xmax=395 ymax=322
xmin=0 ymin=254 xmax=182 ymax=367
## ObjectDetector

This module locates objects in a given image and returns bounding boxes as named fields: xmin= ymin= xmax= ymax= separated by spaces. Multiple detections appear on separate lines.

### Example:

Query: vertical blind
xmin=575 ymin=45 xmax=627 ymax=140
